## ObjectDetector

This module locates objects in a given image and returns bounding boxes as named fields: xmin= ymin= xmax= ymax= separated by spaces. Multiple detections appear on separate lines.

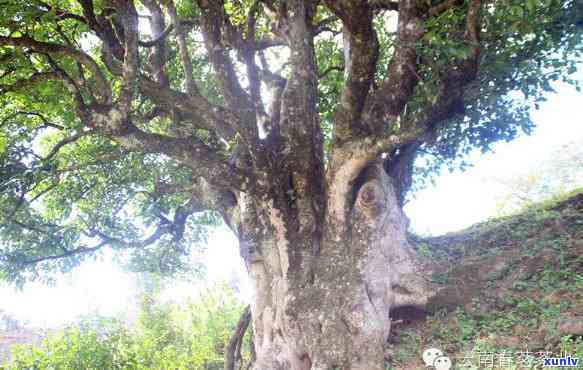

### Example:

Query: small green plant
xmin=3 ymin=281 xmax=249 ymax=370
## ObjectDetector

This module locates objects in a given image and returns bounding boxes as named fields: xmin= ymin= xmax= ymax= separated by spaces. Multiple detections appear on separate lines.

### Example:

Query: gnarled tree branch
xmin=196 ymin=0 xmax=258 ymax=148
xmin=323 ymin=0 xmax=379 ymax=142
xmin=0 ymin=35 xmax=111 ymax=103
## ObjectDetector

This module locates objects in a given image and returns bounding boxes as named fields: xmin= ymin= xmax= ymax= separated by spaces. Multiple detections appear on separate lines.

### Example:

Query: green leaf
xmin=526 ymin=0 xmax=537 ymax=14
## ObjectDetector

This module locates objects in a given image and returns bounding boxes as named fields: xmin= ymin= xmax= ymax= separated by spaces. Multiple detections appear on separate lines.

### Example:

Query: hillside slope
xmin=1 ymin=193 xmax=581 ymax=369
xmin=390 ymin=192 xmax=583 ymax=369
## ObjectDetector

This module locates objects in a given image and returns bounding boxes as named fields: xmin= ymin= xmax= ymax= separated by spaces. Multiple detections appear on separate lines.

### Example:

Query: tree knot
xmin=357 ymin=181 xmax=386 ymax=218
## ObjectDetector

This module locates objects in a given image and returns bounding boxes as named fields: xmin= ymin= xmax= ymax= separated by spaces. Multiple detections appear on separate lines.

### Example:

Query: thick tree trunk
xmin=238 ymin=162 xmax=436 ymax=370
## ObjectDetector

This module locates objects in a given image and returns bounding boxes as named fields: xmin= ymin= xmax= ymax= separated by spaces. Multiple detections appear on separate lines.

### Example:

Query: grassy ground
xmin=390 ymin=190 xmax=583 ymax=369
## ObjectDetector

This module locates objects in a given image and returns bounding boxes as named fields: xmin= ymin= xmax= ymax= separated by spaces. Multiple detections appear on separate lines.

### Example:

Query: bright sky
xmin=0 ymin=81 xmax=581 ymax=329
xmin=406 ymin=81 xmax=583 ymax=235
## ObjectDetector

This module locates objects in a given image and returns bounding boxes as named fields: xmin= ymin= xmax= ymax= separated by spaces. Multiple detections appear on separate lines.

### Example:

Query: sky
xmin=405 ymin=81 xmax=583 ymax=235
xmin=0 ymin=81 xmax=582 ymax=329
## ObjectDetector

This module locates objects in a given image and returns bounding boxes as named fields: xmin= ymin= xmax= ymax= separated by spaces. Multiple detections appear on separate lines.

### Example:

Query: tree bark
xmin=239 ymin=161 xmax=436 ymax=370
xmin=225 ymin=306 xmax=252 ymax=370
xmin=0 ymin=1 xmax=492 ymax=367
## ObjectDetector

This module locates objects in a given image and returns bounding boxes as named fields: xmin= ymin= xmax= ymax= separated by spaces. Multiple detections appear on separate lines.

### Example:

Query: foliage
xmin=409 ymin=0 xmax=583 ymax=192
xmin=2 ymin=281 xmax=250 ymax=370
xmin=0 ymin=0 xmax=581 ymax=283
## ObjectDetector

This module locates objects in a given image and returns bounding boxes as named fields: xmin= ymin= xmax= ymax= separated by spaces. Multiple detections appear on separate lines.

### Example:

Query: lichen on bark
xmin=243 ymin=160 xmax=436 ymax=369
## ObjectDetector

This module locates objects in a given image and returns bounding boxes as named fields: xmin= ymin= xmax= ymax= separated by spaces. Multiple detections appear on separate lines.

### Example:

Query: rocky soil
xmin=389 ymin=192 xmax=583 ymax=369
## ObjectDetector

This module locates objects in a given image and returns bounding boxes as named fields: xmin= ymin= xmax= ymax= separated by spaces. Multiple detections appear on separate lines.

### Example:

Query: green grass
xmin=392 ymin=190 xmax=583 ymax=369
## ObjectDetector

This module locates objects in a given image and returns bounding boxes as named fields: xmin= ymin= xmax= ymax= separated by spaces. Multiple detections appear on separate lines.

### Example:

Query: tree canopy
xmin=0 ymin=0 xmax=581 ymax=285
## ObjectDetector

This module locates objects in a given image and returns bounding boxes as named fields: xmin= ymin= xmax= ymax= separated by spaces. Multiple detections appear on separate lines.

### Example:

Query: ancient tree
xmin=0 ymin=0 xmax=580 ymax=368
